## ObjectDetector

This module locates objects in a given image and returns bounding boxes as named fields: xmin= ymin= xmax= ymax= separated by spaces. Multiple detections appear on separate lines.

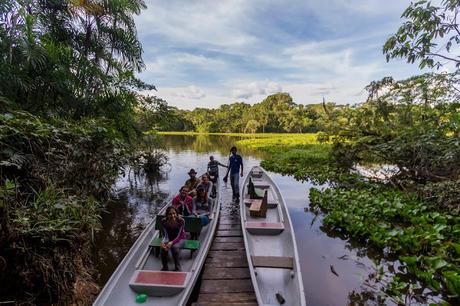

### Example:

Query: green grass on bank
xmin=158 ymin=131 xmax=320 ymax=139
xmin=235 ymin=133 xmax=322 ymax=148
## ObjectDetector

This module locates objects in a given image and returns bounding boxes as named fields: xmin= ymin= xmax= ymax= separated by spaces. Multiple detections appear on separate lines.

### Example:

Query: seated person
xmin=160 ymin=206 xmax=185 ymax=271
xmin=172 ymin=186 xmax=193 ymax=216
xmin=185 ymin=168 xmax=201 ymax=196
xmin=197 ymin=174 xmax=214 ymax=198
xmin=207 ymin=155 xmax=227 ymax=182
xmin=192 ymin=186 xmax=213 ymax=226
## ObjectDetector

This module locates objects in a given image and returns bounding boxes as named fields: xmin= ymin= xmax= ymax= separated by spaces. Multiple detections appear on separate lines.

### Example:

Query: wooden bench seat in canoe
xmin=251 ymin=179 xmax=271 ymax=189
xmin=249 ymin=190 xmax=268 ymax=218
xmin=244 ymin=197 xmax=278 ymax=208
xmin=247 ymin=178 xmax=265 ymax=199
xmin=150 ymin=238 xmax=200 ymax=257
xmin=151 ymin=215 xmax=203 ymax=257
xmin=154 ymin=215 xmax=203 ymax=236
xmin=245 ymin=221 xmax=284 ymax=235
xmin=129 ymin=270 xmax=189 ymax=296
xmin=250 ymin=168 xmax=263 ymax=178
xmin=251 ymin=256 xmax=294 ymax=269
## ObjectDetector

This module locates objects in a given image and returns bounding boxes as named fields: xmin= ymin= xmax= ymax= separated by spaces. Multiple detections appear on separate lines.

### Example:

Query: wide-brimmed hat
xmin=188 ymin=169 xmax=197 ymax=175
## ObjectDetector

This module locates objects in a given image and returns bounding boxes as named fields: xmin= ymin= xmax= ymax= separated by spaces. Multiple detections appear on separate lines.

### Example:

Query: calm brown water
xmin=92 ymin=135 xmax=428 ymax=306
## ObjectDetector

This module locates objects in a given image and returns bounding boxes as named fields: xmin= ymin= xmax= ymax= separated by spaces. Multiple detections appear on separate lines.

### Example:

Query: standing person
xmin=207 ymin=155 xmax=227 ymax=182
xmin=223 ymin=146 xmax=243 ymax=201
xmin=172 ymin=186 xmax=193 ymax=216
xmin=160 ymin=206 xmax=186 ymax=271
xmin=185 ymin=169 xmax=201 ymax=196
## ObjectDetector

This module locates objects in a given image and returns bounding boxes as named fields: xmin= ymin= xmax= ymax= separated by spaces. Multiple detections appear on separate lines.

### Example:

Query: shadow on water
xmin=92 ymin=135 xmax=445 ymax=306
xmin=92 ymin=169 xmax=169 ymax=284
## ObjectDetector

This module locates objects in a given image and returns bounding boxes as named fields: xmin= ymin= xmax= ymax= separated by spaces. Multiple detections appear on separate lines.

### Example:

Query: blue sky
xmin=135 ymin=0 xmax=427 ymax=109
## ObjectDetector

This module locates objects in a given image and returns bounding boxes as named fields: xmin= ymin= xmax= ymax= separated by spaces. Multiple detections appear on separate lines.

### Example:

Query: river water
xmin=92 ymin=135 xmax=396 ymax=306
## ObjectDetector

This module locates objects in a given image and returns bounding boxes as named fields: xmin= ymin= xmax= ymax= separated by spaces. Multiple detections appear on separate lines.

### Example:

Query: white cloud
xmin=144 ymin=53 xmax=227 ymax=74
xmin=171 ymin=86 xmax=206 ymax=100
xmin=149 ymin=86 xmax=224 ymax=110
xmin=135 ymin=0 xmax=429 ymax=109
xmin=312 ymin=0 xmax=407 ymax=14
xmin=135 ymin=1 xmax=258 ymax=51
xmin=232 ymin=81 xmax=283 ymax=99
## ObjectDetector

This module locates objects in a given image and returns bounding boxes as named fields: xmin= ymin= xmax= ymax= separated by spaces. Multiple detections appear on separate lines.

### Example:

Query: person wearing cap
xmin=192 ymin=185 xmax=212 ymax=226
xmin=185 ymin=168 xmax=201 ymax=196
xmin=223 ymin=146 xmax=243 ymax=201
xmin=207 ymin=155 xmax=227 ymax=183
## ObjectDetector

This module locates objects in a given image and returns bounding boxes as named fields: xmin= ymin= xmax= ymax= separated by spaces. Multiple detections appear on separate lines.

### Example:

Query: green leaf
xmin=424 ymin=256 xmax=448 ymax=270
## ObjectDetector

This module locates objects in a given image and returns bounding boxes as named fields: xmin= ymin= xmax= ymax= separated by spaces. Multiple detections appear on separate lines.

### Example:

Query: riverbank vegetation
xmin=235 ymin=133 xmax=334 ymax=184
xmin=236 ymin=1 xmax=460 ymax=303
xmin=310 ymin=186 xmax=460 ymax=305
xmin=2 ymin=0 xmax=460 ymax=304
xmin=0 ymin=1 xmax=165 ymax=304
xmin=225 ymin=76 xmax=460 ymax=304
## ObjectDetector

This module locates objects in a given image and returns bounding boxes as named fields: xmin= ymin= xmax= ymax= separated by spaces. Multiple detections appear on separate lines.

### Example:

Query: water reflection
xmin=92 ymin=169 xmax=169 ymax=284
xmin=164 ymin=134 xmax=269 ymax=159
xmin=93 ymin=135 xmax=438 ymax=306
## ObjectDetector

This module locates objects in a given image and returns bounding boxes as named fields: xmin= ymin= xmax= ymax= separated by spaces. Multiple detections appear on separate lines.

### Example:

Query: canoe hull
xmin=93 ymin=180 xmax=221 ymax=306
xmin=241 ymin=166 xmax=306 ymax=306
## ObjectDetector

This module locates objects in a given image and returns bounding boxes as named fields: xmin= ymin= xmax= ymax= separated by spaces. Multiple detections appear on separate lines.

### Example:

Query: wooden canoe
xmin=241 ymin=166 xmax=306 ymax=306
xmin=93 ymin=180 xmax=220 ymax=306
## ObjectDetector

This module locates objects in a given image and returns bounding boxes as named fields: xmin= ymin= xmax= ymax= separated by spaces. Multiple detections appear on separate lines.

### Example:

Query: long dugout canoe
xmin=93 ymin=180 xmax=221 ymax=306
xmin=241 ymin=166 xmax=306 ymax=306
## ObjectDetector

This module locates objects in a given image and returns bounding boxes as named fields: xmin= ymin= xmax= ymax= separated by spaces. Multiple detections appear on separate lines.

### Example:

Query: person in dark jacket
xmin=223 ymin=146 xmax=243 ymax=201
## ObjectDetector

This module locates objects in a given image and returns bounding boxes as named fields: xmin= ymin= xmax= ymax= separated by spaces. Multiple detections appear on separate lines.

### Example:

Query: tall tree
xmin=0 ymin=0 xmax=154 ymax=128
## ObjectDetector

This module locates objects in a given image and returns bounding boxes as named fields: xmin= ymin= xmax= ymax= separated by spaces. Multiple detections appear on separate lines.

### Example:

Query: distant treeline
xmin=150 ymin=92 xmax=340 ymax=133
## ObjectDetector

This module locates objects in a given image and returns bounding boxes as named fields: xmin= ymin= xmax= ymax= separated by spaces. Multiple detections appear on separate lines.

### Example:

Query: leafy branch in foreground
xmin=384 ymin=0 xmax=460 ymax=69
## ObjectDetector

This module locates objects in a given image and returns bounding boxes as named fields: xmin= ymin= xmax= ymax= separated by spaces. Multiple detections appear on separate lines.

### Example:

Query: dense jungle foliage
xmin=0 ymin=0 xmax=163 ymax=304
xmin=154 ymin=92 xmax=335 ymax=133
xmin=1 ymin=0 xmax=460 ymax=304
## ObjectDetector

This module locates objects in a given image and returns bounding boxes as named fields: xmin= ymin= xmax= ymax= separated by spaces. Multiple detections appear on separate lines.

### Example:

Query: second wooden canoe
xmin=240 ymin=166 xmax=306 ymax=306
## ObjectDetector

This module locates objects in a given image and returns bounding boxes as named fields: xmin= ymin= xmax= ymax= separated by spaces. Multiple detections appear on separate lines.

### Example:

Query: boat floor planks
xmin=193 ymin=183 xmax=257 ymax=306
xmin=216 ymin=230 xmax=243 ymax=237
xmin=196 ymin=292 xmax=257 ymax=303
xmin=202 ymin=267 xmax=250 ymax=279
xmin=213 ymin=236 xmax=243 ymax=243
